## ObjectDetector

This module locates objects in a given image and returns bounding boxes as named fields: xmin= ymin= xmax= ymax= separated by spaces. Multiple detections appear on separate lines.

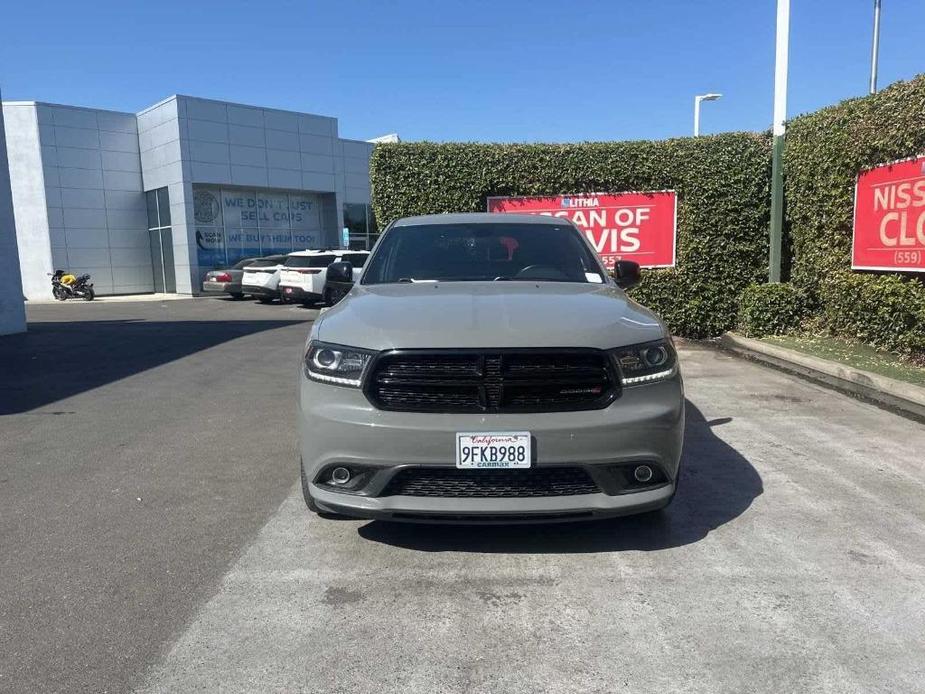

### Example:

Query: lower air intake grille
xmin=381 ymin=467 xmax=600 ymax=498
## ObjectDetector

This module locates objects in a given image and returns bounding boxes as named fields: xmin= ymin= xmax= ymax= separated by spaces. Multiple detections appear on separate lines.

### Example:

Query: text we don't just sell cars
xmin=298 ymin=213 xmax=684 ymax=523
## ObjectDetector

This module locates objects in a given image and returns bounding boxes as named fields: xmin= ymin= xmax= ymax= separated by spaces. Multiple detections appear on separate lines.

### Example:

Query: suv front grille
xmin=381 ymin=467 xmax=600 ymax=498
xmin=365 ymin=350 xmax=617 ymax=413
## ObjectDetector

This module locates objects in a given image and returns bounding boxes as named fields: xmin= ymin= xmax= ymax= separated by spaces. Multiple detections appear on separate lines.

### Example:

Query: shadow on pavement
xmin=0 ymin=319 xmax=304 ymax=415
xmin=357 ymin=400 xmax=763 ymax=553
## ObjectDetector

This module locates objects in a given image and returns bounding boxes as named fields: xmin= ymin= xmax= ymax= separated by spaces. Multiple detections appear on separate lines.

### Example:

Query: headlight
xmin=610 ymin=339 xmax=678 ymax=385
xmin=303 ymin=341 xmax=375 ymax=387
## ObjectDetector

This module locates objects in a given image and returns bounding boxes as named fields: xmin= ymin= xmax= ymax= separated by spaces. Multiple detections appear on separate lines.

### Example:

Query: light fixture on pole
xmin=769 ymin=0 xmax=790 ymax=283
xmin=869 ymin=0 xmax=882 ymax=94
xmin=693 ymin=93 xmax=722 ymax=137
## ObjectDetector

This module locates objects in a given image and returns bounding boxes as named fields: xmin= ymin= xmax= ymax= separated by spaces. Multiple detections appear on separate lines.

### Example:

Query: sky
xmin=1 ymin=0 xmax=922 ymax=143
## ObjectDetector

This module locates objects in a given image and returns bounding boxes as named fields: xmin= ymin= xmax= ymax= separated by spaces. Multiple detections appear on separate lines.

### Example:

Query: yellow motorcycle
xmin=50 ymin=270 xmax=95 ymax=301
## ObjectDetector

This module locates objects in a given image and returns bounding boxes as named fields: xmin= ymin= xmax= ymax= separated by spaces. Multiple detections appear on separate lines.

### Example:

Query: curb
xmin=26 ymin=294 xmax=200 ymax=305
xmin=719 ymin=332 xmax=925 ymax=422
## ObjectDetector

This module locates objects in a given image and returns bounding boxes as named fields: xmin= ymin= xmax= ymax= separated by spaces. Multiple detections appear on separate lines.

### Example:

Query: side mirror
xmin=613 ymin=260 xmax=641 ymax=290
xmin=326 ymin=261 xmax=354 ymax=285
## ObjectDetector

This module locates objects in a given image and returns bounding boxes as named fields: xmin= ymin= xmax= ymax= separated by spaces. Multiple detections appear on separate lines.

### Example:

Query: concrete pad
xmin=0 ymin=298 xmax=319 ymax=692
xmin=137 ymin=344 xmax=925 ymax=694
xmin=26 ymin=292 xmax=199 ymax=304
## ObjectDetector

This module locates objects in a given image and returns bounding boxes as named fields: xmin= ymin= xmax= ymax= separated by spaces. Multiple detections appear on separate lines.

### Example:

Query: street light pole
xmin=769 ymin=0 xmax=790 ymax=283
xmin=694 ymin=96 xmax=701 ymax=137
xmin=869 ymin=0 xmax=882 ymax=94
xmin=693 ymin=93 xmax=722 ymax=137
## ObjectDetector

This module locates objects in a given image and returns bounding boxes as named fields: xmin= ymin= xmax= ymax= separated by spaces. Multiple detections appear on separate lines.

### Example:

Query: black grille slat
xmin=366 ymin=350 xmax=616 ymax=413
xmin=379 ymin=355 xmax=481 ymax=379
xmin=376 ymin=386 xmax=480 ymax=410
xmin=504 ymin=355 xmax=603 ymax=376
xmin=382 ymin=467 xmax=599 ymax=498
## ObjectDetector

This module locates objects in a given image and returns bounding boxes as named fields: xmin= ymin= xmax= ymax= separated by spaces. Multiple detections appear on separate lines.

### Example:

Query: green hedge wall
xmin=737 ymin=282 xmax=808 ymax=338
xmin=371 ymin=135 xmax=772 ymax=338
xmin=784 ymin=76 xmax=925 ymax=357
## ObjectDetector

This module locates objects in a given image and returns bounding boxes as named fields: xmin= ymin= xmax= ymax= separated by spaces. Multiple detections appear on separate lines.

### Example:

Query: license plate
xmin=456 ymin=432 xmax=531 ymax=469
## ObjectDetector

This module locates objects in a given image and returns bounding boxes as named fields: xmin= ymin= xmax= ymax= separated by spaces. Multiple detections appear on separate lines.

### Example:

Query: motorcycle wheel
xmin=82 ymin=287 xmax=95 ymax=301
xmin=53 ymin=286 xmax=68 ymax=301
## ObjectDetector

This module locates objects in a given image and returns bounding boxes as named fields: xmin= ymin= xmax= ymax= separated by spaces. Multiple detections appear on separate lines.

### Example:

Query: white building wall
xmin=2 ymin=103 xmax=53 ymax=300
xmin=138 ymin=95 xmax=357 ymax=293
xmin=137 ymin=97 xmax=194 ymax=293
xmin=339 ymin=139 xmax=374 ymax=204
xmin=0 ymin=91 xmax=27 ymax=334
xmin=37 ymin=104 xmax=151 ymax=296
xmin=4 ymin=94 xmax=374 ymax=298
xmin=2 ymin=101 xmax=152 ymax=298
xmin=177 ymin=95 xmax=345 ymax=243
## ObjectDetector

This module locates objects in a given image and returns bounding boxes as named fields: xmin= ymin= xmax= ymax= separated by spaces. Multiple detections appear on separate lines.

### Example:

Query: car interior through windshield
xmin=361 ymin=223 xmax=605 ymax=284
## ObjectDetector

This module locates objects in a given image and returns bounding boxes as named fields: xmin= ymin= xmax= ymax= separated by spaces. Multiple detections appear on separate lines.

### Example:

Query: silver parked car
xmin=298 ymin=213 xmax=684 ymax=523
xmin=201 ymin=257 xmax=260 ymax=299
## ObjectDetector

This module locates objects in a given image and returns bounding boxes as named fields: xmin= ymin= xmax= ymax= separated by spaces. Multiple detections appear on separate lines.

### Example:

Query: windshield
xmin=342 ymin=253 xmax=369 ymax=267
xmin=285 ymin=254 xmax=337 ymax=268
xmin=362 ymin=223 xmax=604 ymax=284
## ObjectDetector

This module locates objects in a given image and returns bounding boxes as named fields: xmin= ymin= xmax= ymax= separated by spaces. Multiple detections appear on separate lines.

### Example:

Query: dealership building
xmin=2 ymin=95 xmax=375 ymax=300
xmin=0 ymin=88 xmax=27 ymax=334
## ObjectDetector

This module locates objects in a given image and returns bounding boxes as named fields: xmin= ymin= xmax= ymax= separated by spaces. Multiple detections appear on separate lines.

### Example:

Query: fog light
xmin=634 ymin=465 xmax=653 ymax=483
xmin=331 ymin=467 xmax=351 ymax=485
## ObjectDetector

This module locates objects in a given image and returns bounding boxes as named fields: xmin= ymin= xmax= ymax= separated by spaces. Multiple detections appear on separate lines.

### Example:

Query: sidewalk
xmin=720 ymin=332 xmax=925 ymax=421
xmin=27 ymin=293 xmax=200 ymax=305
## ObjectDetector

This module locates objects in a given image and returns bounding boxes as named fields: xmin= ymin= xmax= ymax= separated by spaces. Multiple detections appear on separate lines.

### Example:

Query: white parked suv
xmin=278 ymin=249 xmax=370 ymax=306
xmin=240 ymin=254 xmax=287 ymax=303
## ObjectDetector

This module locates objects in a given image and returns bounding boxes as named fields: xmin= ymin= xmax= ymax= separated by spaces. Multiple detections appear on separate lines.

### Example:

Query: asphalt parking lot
xmin=1 ymin=298 xmax=924 ymax=693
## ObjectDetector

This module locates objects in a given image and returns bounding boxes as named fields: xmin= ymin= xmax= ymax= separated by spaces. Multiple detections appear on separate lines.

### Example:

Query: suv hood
xmin=316 ymin=282 xmax=667 ymax=350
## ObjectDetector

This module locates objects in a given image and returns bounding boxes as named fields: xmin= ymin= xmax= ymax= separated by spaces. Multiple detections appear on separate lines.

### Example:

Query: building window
xmin=146 ymin=188 xmax=176 ymax=292
xmin=343 ymin=203 xmax=378 ymax=250
xmin=191 ymin=186 xmax=325 ymax=269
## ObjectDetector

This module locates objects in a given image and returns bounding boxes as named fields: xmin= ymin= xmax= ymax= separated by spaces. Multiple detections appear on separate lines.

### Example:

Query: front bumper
xmin=299 ymin=372 xmax=685 ymax=522
xmin=310 ymin=480 xmax=676 ymax=523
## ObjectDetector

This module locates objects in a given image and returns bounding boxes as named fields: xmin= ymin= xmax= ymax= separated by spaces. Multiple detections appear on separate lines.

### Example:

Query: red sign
xmin=852 ymin=155 xmax=925 ymax=272
xmin=487 ymin=191 xmax=677 ymax=269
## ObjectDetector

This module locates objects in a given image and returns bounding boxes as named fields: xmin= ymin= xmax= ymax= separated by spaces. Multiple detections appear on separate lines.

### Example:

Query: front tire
xmin=82 ymin=287 xmax=95 ymax=301
xmin=53 ymin=286 xmax=68 ymax=301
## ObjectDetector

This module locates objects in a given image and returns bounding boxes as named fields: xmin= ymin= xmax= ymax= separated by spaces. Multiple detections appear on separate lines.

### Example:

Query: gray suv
xmin=299 ymin=213 xmax=684 ymax=522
